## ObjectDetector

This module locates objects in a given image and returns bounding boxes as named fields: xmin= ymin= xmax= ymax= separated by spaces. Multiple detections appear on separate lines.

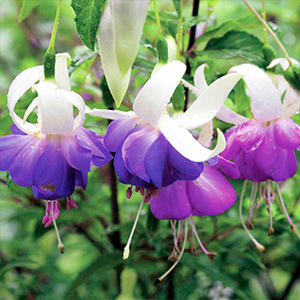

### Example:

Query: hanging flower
xmin=193 ymin=60 xmax=300 ymax=248
xmin=98 ymin=0 xmax=150 ymax=106
xmin=88 ymin=61 xmax=243 ymax=190
xmin=0 ymin=53 xmax=112 ymax=226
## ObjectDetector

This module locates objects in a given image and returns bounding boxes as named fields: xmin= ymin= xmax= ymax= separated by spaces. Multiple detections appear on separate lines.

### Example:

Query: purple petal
xmin=104 ymin=117 xmax=138 ymax=152
xmin=187 ymin=165 xmax=236 ymax=216
xmin=214 ymin=156 xmax=240 ymax=179
xmin=273 ymin=119 xmax=300 ymax=149
xmin=75 ymin=170 xmax=88 ymax=189
xmin=114 ymin=148 xmax=152 ymax=188
xmin=123 ymin=126 xmax=160 ymax=183
xmin=0 ymin=134 xmax=33 ymax=171
xmin=9 ymin=137 xmax=47 ymax=186
xmin=62 ymin=136 xmax=91 ymax=172
xmin=145 ymin=134 xmax=174 ymax=188
xmin=11 ymin=124 xmax=26 ymax=135
xmin=33 ymin=137 xmax=75 ymax=199
xmin=150 ymin=181 xmax=192 ymax=220
xmin=75 ymin=128 xmax=112 ymax=167
xmin=256 ymin=124 xmax=297 ymax=181
xmin=236 ymin=119 xmax=266 ymax=152
xmin=221 ymin=127 xmax=241 ymax=160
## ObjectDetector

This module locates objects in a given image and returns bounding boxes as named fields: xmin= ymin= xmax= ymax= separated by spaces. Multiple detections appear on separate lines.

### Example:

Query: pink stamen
xmin=67 ymin=197 xmax=78 ymax=211
xmin=126 ymin=186 xmax=133 ymax=199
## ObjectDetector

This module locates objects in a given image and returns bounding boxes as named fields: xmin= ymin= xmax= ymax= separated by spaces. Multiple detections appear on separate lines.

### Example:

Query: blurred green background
xmin=0 ymin=0 xmax=299 ymax=299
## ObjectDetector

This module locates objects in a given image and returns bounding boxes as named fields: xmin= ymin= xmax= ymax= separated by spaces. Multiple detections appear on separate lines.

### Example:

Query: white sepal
xmin=7 ymin=66 xmax=44 ymax=135
xmin=198 ymin=121 xmax=213 ymax=147
xmin=110 ymin=0 xmax=149 ymax=74
xmin=55 ymin=53 xmax=71 ymax=91
xmin=158 ymin=114 xmax=225 ymax=162
xmin=133 ymin=60 xmax=186 ymax=127
xmin=216 ymin=105 xmax=249 ymax=125
xmin=194 ymin=64 xmax=208 ymax=95
xmin=98 ymin=7 xmax=131 ymax=106
xmin=33 ymin=82 xmax=74 ymax=135
xmin=229 ymin=64 xmax=282 ymax=122
xmin=87 ymin=108 xmax=136 ymax=120
xmin=267 ymin=58 xmax=299 ymax=71
xmin=176 ymin=73 xmax=243 ymax=129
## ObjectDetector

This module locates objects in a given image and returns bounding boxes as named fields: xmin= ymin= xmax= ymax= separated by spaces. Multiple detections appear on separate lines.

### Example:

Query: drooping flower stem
xmin=239 ymin=180 xmax=265 ymax=252
xmin=261 ymin=0 xmax=268 ymax=44
xmin=154 ymin=220 xmax=188 ymax=286
xmin=152 ymin=0 xmax=162 ymax=35
xmin=176 ymin=0 xmax=184 ymax=59
xmin=276 ymin=183 xmax=295 ymax=232
xmin=51 ymin=211 xmax=64 ymax=254
xmin=241 ymin=0 xmax=292 ymax=66
xmin=184 ymin=0 xmax=201 ymax=111
xmin=123 ymin=198 xmax=145 ymax=260
xmin=44 ymin=0 xmax=62 ymax=79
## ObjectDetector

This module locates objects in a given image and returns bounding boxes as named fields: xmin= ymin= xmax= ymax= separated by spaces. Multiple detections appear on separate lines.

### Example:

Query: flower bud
xmin=156 ymin=35 xmax=169 ymax=64
xmin=263 ymin=44 xmax=276 ymax=67
xmin=284 ymin=64 xmax=300 ymax=91
xmin=43 ymin=48 xmax=56 ymax=79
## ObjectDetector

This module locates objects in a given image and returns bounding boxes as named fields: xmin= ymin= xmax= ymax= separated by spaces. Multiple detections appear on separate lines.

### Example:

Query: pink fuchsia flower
xmin=0 ymin=53 xmax=112 ymax=227
xmin=192 ymin=61 xmax=299 ymax=249
xmin=88 ymin=61 xmax=243 ymax=190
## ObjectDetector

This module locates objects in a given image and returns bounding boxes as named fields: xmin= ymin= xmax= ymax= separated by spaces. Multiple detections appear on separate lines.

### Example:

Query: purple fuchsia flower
xmin=0 ymin=53 xmax=112 ymax=250
xmin=190 ymin=60 xmax=300 ymax=250
xmin=88 ymin=61 xmax=243 ymax=195
xmin=121 ymin=124 xmax=238 ymax=283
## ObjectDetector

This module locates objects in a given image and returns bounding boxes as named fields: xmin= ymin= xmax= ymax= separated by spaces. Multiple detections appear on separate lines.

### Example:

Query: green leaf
xmin=71 ymin=0 xmax=107 ymax=51
xmin=68 ymin=49 xmax=97 ymax=74
xmin=171 ymin=83 xmax=185 ymax=111
xmin=18 ymin=0 xmax=40 ymax=22
xmin=195 ymin=20 xmax=242 ymax=47
xmin=195 ymin=30 xmax=265 ymax=67
xmin=172 ymin=0 xmax=181 ymax=17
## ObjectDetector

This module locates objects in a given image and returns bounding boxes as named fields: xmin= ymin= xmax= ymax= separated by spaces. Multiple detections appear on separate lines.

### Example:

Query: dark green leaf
xmin=100 ymin=76 xmax=114 ymax=108
xmin=172 ymin=0 xmax=181 ymax=17
xmin=71 ymin=0 xmax=107 ymax=51
xmin=195 ymin=20 xmax=242 ymax=46
xmin=68 ymin=49 xmax=97 ymax=74
xmin=171 ymin=83 xmax=185 ymax=111
xmin=18 ymin=0 xmax=40 ymax=22
xmin=195 ymin=30 xmax=265 ymax=67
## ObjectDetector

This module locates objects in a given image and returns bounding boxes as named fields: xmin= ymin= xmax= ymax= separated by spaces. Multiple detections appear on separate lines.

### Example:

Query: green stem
xmin=242 ymin=0 xmax=292 ymax=65
xmin=261 ymin=0 xmax=268 ymax=44
xmin=176 ymin=0 xmax=183 ymax=59
xmin=48 ymin=0 xmax=62 ymax=50
xmin=153 ymin=0 xmax=162 ymax=35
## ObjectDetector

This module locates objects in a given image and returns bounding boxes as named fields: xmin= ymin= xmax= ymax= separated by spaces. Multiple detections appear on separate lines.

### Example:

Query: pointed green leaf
xmin=71 ymin=0 xmax=107 ymax=51
xmin=172 ymin=0 xmax=181 ymax=17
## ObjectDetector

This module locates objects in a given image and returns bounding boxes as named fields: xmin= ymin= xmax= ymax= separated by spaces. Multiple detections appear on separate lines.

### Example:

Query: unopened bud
xmin=44 ymin=48 xmax=56 ymax=79
xmin=263 ymin=44 xmax=276 ymax=67
xmin=156 ymin=35 xmax=168 ymax=64
xmin=284 ymin=64 xmax=300 ymax=91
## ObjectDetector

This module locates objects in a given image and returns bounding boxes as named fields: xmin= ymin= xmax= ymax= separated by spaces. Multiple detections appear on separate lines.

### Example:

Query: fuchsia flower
xmin=88 ymin=61 xmax=242 ymax=190
xmin=0 ymin=53 xmax=112 ymax=229
xmin=191 ymin=59 xmax=300 ymax=250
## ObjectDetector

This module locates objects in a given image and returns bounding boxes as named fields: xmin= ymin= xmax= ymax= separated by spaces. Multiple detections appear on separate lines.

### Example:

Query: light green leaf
xmin=195 ymin=30 xmax=265 ymax=67
xmin=18 ymin=0 xmax=40 ymax=22
xmin=172 ymin=0 xmax=181 ymax=17
xmin=71 ymin=0 xmax=107 ymax=51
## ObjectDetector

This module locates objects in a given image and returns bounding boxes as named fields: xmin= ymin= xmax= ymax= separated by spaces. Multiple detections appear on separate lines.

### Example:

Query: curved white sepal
xmin=98 ymin=7 xmax=131 ymax=106
xmin=176 ymin=73 xmax=243 ymax=129
xmin=110 ymin=0 xmax=149 ymax=74
xmin=133 ymin=60 xmax=186 ymax=127
xmin=34 ymin=82 xmax=74 ymax=135
xmin=181 ymin=79 xmax=200 ymax=97
xmin=268 ymin=58 xmax=299 ymax=71
xmin=229 ymin=64 xmax=282 ymax=122
xmin=55 ymin=53 xmax=71 ymax=90
xmin=23 ymin=97 xmax=40 ymax=124
xmin=158 ymin=114 xmax=225 ymax=162
xmin=194 ymin=64 xmax=208 ymax=95
xmin=87 ymin=108 xmax=136 ymax=120
xmin=198 ymin=121 xmax=213 ymax=147
xmin=216 ymin=105 xmax=249 ymax=125
xmin=62 ymin=90 xmax=86 ymax=131
xmin=7 ymin=66 xmax=44 ymax=135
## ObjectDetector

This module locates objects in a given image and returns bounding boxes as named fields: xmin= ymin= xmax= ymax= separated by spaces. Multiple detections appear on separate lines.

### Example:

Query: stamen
xmin=66 ymin=197 xmax=78 ymax=211
xmin=239 ymin=180 xmax=265 ymax=252
xmin=189 ymin=216 xmax=216 ymax=260
xmin=276 ymin=183 xmax=295 ymax=232
xmin=126 ymin=186 xmax=132 ymax=199
xmin=256 ymin=183 xmax=262 ymax=208
xmin=154 ymin=220 xmax=188 ymax=286
xmin=267 ymin=181 xmax=274 ymax=236
xmin=123 ymin=197 xmax=145 ymax=260
xmin=51 ymin=211 xmax=64 ymax=254
xmin=248 ymin=183 xmax=257 ymax=230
